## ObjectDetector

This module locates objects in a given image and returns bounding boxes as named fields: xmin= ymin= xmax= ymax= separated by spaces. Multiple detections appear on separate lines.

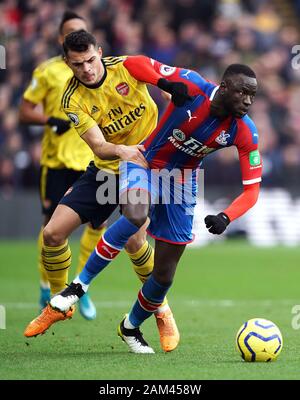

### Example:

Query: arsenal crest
xmin=116 ymin=82 xmax=129 ymax=96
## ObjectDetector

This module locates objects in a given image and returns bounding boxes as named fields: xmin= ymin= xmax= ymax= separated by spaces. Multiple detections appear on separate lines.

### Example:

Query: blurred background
xmin=0 ymin=0 xmax=300 ymax=245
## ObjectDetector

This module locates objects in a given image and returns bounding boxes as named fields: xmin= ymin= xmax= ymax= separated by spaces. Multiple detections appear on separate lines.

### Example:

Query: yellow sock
xmin=37 ymin=227 xmax=49 ymax=287
xmin=76 ymin=225 xmax=107 ymax=276
xmin=126 ymin=240 xmax=168 ymax=309
xmin=42 ymin=241 xmax=71 ymax=295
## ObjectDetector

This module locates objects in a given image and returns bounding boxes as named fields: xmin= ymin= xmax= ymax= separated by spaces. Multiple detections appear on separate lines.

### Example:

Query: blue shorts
xmin=119 ymin=162 xmax=198 ymax=244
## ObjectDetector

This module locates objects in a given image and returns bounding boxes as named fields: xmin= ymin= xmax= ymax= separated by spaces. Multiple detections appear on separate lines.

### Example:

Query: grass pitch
xmin=0 ymin=240 xmax=299 ymax=380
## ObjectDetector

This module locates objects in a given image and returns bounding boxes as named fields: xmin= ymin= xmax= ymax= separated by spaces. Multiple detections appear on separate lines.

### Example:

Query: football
xmin=236 ymin=318 xmax=283 ymax=362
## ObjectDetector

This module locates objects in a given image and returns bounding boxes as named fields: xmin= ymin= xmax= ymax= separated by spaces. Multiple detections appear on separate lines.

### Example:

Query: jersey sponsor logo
xmin=249 ymin=150 xmax=261 ymax=166
xmin=67 ymin=113 xmax=79 ymax=126
xmin=115 ymin=82 xmax=129 ymax=96
xmin=173 ymin=129 xmax=186 ymax=141
xmin=159 ymin=65 xmax=176 ymax=76
xmin=91 ymin=105 xmax=100 ymax=114
xmin=168 ymin=135 xmax=215 ymax=158
xmin=215 ymin=130 xmax=230 ymax=146
xmin=102 ymin=103 xmax=146 ymax=135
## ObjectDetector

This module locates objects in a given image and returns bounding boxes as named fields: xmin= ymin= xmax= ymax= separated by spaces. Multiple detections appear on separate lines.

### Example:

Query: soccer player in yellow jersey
xmin=19 ymin=12 xmax=103 ymax=320
xmin=23 ymin=29 xmax=192 ymax=352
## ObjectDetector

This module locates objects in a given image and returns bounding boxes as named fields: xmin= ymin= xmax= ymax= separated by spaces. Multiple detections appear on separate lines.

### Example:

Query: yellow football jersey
xmin=23 ymin=56 xmax=93 ymax=170
xmin=62 ymin=56 xmax=158 ymax=173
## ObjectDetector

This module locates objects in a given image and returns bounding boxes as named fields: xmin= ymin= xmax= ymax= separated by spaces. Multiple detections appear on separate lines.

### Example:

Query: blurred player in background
xmin=19 ymin=11 xmax=99 ymax=320
xmin=23 ymin=30 xmax=195 ymax=351
xmin=39 ymin=55 xmax=262 ymax=353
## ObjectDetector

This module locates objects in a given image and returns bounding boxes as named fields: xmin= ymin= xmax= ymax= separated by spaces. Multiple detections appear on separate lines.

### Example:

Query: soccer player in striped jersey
xmin=19 ymin=11 xmax=100 ymax=319
xmin=43 ymin=55 xmax=261 ymax=353
xmin=23 ymin=30 xmax=193 ymax=352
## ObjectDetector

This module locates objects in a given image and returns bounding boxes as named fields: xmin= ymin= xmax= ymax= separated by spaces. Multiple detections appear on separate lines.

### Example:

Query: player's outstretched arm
xmin=81 ymin=125 xmax=147 ymax=168
xmin=204 ymin=183 xmax=260 ymax=235
xmin=19 ymin=99 xmax=71 ymax=135
xmin=124 ymin=55 xmax=192 ymax=107
xmin=19 ymin=99 xmax=48 ymax=125
xmin=157 ymin=78 xmax=193 ymax=107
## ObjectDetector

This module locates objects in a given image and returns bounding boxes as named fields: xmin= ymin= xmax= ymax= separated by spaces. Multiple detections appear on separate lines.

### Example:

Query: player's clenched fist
xmin=47 ymin=117 xmax=71 ymax=135
xmin=157 ymin=78 xmax=193 ymax=107
xmin=204 ymin=212 xmax=230 ymax=234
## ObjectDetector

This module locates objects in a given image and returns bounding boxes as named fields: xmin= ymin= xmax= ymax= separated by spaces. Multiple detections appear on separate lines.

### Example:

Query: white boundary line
xmin=2 ymin=299 xmax=299 ymax=309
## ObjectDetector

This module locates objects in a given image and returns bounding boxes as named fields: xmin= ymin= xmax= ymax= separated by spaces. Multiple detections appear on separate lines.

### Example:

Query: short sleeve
xmin=23 ymin=67 xmax=49 ymax=104
xmin=63 ymin=96 xmax=97 ymax=136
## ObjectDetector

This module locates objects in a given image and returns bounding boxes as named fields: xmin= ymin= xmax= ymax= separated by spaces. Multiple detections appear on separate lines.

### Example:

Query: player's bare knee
xmin=153 ymin=262 xmax=177 ymax=286
xmin=125 ymin=234 xmax=145 ymax=253
xmin=129 ymin=214 xmax=147 ymax=228
xmin=43 ymin=225 xmax=66 ymax=247
xmin=123 ymin=206 xmax=148 ymax=228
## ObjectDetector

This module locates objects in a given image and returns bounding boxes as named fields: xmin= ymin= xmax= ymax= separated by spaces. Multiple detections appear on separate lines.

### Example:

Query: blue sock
xmin=79 ymin=216 xmax=139 ymax=285
xmin=128 ymin=275 xmax=171 ymax=327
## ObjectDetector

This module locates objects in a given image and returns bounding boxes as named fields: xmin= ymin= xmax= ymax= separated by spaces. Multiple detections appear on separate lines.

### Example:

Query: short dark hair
xmin=63 ymin=30 xmax=97 ymax=56
xmin=59 ymin=11 xmax=85 ymax=34
xmin=222 ymin=64 xmax=256 ymax=80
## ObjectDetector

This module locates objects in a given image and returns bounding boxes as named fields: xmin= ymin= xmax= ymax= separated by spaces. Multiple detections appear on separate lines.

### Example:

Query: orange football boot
xmin=24 ymin=304 xmax=75 ymax=337
xmin=155 ymin=309 xmax=180 ymax=352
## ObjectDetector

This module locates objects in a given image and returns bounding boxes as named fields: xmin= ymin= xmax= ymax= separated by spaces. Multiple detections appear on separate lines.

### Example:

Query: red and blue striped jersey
xmin=141 ymin=60 xmax=262 ymax=186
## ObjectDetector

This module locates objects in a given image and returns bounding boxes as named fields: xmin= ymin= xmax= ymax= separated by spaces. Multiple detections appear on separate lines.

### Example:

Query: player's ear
xmin=64 ymin=55 xmax=69 ymax=66
xmin=98 ymin=47 xmax=103 ymax=58
xmin=58 ymin=34 xmax=64 ymax=46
